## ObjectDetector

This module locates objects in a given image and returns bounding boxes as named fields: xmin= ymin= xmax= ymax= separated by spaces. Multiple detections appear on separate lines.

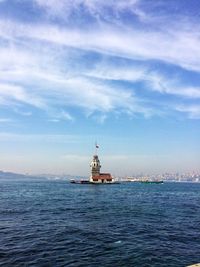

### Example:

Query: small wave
xmin=114 ymin=240 xmax=122 ymax=244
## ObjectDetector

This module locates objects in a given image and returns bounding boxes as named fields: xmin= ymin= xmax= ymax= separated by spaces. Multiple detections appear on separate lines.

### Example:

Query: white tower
xmin=90 ymin=155 xmax=101 ymax=178
xmin=89 ymin=146 xmax=114 ymax=183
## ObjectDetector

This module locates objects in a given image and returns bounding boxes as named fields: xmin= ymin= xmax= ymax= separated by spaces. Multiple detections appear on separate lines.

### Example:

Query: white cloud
xmin=34 ymin=0 xmax=141 ymax=21
xmin=48 ymin=110 xmax=74 ymax=122
xmin=13 ymin=109 xmax=32 ymax=116
xmin=86 ymin=63 xmax=200 ymax=102
xmin=147 ymin=73 xmax=200 ymax=99
xmin=85 ymin=63 xmax=146 ymax=82
xmin=175 ymin=105 xmax=200 ymax=119
xmin=0 ymin=8 xmax=200 ymax=120
xmin=0 ymin=133 xmax=81 ymax=143
xmin=0 ymin=118 xmax=12 ymax=122
xmin=0 ymin=45 xmax=152 ymax=117
xmin=0 ymin=83 xmax=46 ymax=108
xmin=1 ymin=17 xmax=200 ymax=72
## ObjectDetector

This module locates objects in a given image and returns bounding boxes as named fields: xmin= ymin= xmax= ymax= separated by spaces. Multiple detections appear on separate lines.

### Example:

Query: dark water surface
xmin=1 ymin=179 xmax=200 ymax=267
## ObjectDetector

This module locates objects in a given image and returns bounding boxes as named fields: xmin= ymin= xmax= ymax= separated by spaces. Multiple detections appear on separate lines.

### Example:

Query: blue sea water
xmin=1 ymin=179 xmax=200 ymax=267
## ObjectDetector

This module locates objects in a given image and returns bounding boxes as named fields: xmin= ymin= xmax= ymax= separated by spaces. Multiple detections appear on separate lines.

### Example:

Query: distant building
xmin=89 ymin=154 xmax=114 ymax=183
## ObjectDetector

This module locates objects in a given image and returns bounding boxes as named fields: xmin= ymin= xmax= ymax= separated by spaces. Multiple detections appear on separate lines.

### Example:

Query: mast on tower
xmin=95 ymin=142 xmax=99 ymax=155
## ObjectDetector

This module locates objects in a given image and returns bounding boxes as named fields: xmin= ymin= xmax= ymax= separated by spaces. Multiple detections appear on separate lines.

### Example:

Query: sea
xmin=1 ymin=178 xmax=200 ymax=267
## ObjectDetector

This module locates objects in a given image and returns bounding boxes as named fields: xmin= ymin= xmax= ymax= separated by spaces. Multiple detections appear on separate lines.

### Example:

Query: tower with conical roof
xmin=90 ymin=154 xmax=101 ymax=177
xmin=89 ymin=144 xmax=114 ymax=183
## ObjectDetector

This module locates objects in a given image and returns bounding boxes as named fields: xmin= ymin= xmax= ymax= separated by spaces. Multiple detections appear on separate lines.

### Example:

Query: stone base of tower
xmin=89 ymin=173 xmax=114 ymax=183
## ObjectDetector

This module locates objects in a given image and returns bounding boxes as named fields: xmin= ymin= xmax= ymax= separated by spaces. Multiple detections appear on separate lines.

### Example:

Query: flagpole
xmin=95 ymin=142 xmax=99 ymax=155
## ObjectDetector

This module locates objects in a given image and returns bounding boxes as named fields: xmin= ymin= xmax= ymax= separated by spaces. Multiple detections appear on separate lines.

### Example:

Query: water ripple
xmin=1 ymin=180 xmax=200 ymax=266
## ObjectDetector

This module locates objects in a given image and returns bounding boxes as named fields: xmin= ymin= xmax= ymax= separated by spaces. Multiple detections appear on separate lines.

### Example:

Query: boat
xmin=70 ymin=179 xmax=119 ymax=184
xmin=140 ymin=180 xmax=163 ymax=184
xmin=126 ymin=177 xmax=140 ymax=182
xmin=70 ymin=179 xmax=91 ymax=184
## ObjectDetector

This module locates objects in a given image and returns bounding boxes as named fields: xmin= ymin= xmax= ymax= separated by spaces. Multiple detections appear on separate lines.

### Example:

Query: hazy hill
xmin=0 ymin=171 xmax=86 ymax=181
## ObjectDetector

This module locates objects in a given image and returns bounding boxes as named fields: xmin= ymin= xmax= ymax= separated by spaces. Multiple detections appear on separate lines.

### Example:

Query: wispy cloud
xmin=0 ymin=46 xmax=152 ymax=118
xmin=175 ymin=105 xmax=200 ymax=119
xmin=1 ymin=14 xmax=200 ymax=72
xmin=0 ymin=0 xmax=200 ymax=121
xmin=0 ymin=83 xmax=46 ymax=108
xmin=13 ymin=108 xmax=32 ymax=116
xmin=0 ymin=133 xmax=82 ymax=143
xmin=146 ymin=72 xmax=200 ymax=99
xmin=0 ymin=118 xmax=12 ymax=122
xmin=85 ymin=63 xmax=147 ymax=82
xmin=34 ymin=0 xmax=142 ymax=22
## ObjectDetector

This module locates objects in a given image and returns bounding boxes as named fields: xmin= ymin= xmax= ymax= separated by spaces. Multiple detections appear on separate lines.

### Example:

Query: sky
xmin=0 ymin=0 xmax=200 ymax=176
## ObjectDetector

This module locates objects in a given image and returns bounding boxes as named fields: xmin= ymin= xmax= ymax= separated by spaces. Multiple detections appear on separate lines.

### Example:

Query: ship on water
xmin=126 ymin=176 xmax=163 ymax=184
xmin=70 ymin=144 xmax=117 ymax=184
xmin=140 ymin=180 xmax=163 ymax=184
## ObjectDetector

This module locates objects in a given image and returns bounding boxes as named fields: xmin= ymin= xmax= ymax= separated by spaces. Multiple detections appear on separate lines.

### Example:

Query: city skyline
xmin=0 ymin=0 xmax=200 ymax=175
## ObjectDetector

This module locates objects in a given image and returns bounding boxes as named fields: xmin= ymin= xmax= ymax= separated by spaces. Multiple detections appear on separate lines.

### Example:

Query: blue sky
xmin=0 ymin=0 xmax=200 ymax=176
